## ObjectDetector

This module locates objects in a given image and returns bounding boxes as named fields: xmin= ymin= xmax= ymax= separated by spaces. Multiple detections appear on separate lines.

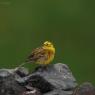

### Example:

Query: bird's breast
xmin=44 ymin=48 xmax=55 ymax=64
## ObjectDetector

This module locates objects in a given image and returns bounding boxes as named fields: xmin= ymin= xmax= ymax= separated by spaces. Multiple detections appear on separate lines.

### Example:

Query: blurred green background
xmin=0 ymin=0 xmax=95 ymax=85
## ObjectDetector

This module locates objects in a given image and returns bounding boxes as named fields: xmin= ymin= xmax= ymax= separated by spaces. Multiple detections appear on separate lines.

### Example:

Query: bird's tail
xmin=14 ymin=62 xmax=27 ymax=71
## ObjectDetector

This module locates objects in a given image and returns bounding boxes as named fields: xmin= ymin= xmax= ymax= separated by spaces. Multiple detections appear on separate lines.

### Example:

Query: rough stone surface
xmin=73 ymin=82 xmax=95 ymax=95
xmin=24 ymin=63 xmax=78 ymax=95
xmin=0 ymin=63 xmax=94 ymax=95
xmin=15 ymin=67 xmax=29 ymax=77
xmin=0 ymin=70 xmax=24 ymax=95
xmin=0 ymin=68 xmax=41 ymax=95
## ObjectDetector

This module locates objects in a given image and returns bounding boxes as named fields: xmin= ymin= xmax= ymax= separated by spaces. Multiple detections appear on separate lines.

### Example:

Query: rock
xmin=21 ymin=87 xmax=42 ymax=95
xmin=24 ymin=63 xmax=78 ymax=95
xmin=73 ymin=82 xmax=95 ymax=95
xmin=0 ymin=68 xmax=41 ymax=95
xmin=26 ymin=75 xmax=54 ymax=93
xmin=0 ymin=63 xmax=94 ymax=95
xmin=44 ymin=90 xmax=73 ymax=95
xmin=0 ymin=72 xmax=24 ymax=95
xmin=0 ymin=69 xmax=13 ymax=77
xmin=15 ymin=67 xmax=29 ymax=77
xmin=1 ymin=63 xmax=93 ymax=95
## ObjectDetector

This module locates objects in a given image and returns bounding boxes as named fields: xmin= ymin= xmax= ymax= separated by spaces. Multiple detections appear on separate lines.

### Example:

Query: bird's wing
xmin=26 ymin=47 xmax=47 ymax=63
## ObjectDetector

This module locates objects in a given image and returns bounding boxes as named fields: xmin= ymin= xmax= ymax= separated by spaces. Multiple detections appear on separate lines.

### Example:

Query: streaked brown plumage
xmin=26 ymin=41 xmax=55 ymax=65
xmin=15 ymin=41 xmax=55 ymax=70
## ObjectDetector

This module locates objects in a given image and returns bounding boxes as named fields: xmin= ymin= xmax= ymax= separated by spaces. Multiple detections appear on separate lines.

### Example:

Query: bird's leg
xmin=34 ymin=65 xmax=42 ymax=71
xmin=39 ymin=64 xmax=49 ymax=71
xmin=41 ymin=65 xmax=47 ymax=69
xmin=34 ymin=64 xmax=48 ymax=72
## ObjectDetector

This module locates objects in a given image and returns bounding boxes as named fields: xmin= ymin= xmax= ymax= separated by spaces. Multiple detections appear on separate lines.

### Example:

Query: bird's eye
xmin=46 ymin=43 xmax=48 ymax=45
xmin=44 ymin=41 xmax=52 ymax=46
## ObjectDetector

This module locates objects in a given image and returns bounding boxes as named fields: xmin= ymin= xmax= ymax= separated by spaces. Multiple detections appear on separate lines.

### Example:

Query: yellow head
xmin=43 ymin=41 xmax=54 ymax=48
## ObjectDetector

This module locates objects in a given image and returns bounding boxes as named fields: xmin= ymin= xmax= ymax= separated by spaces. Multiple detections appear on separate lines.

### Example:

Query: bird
xmin=15 ymin=41 xmax=55 ymax=70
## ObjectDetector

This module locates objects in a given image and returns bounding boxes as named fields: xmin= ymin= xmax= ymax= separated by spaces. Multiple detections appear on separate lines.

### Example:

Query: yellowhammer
xmin=15 ymin=41 xmax=55 ymax=70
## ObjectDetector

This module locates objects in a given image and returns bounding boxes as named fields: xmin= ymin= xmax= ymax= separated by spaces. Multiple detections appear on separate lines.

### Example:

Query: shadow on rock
xmin=0 ymin=63 xmax=94 ymax=95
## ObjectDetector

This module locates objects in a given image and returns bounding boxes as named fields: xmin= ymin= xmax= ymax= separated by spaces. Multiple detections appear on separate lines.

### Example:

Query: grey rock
xmin=0 ymin=68 xmax=40 ymax=95
xmin=21 ymin=87 xmax=42 ymax=95
xmin=0 ymin=63 xmax=79 ymax=95
xmin=26 ymin=75 xmax=54 ymax=94
xmin=15 ymin=67 xmax=29 ymax=77
xmin=25 ymin=63 xmax=78 ymax=95
xmin=44 ymin=90 xmax=73 ymax=95
xmin=0 ymin=69 xmax=13 ymax=77
xmin=73 ymin=82 xmax=95 ymax=95
xmin=0 ymin=74 xmax=24 ymax=95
